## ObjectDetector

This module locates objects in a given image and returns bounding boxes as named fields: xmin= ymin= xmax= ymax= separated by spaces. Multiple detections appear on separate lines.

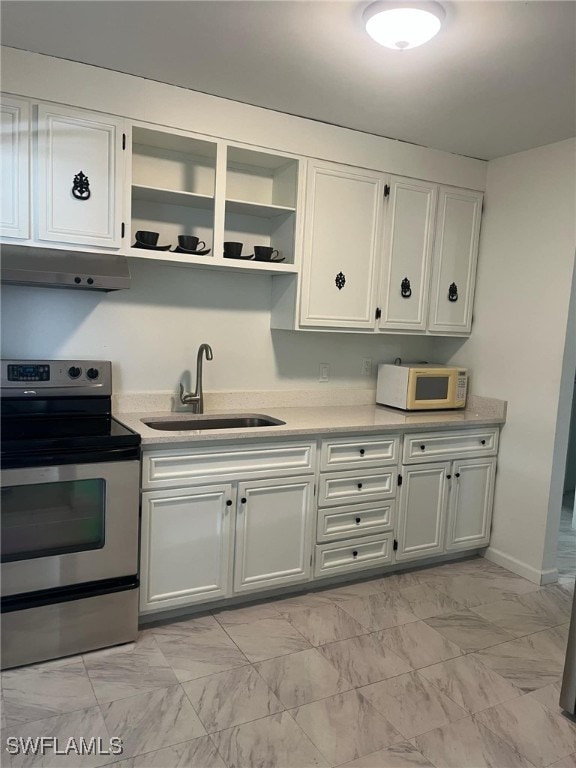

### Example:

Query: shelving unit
xmin=130 ymin=126 xmax=217 ymax=256
xmin=224 ymin=146 xmax=299 ymax=265
xmin=127 ymin=125 xmax=302 ymax=274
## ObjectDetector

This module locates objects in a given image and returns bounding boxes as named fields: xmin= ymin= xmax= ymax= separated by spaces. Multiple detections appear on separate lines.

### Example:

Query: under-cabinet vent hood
xmin=0 ymin=245 xmax=131 ymax=291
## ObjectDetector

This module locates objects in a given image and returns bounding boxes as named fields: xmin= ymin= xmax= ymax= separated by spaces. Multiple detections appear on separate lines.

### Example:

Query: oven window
xmin=0 ymin=479 xmax=105 ymax=563
xmin=415 ymin=376 xmax=449 ymax=401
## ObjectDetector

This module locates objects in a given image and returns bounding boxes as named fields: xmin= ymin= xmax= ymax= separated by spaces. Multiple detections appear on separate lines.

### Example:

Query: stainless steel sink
xmin=141 ymin=413 xmax=286 ymax=431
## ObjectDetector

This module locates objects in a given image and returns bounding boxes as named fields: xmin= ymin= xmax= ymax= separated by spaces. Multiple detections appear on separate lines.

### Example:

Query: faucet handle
xmin=179 ymin=382 xmax=189 ymax=404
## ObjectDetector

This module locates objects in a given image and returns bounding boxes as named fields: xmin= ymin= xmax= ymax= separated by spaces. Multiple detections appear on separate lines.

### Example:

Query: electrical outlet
xmin=319 ymin=363 xmax=330 ymax=382
xmin=361 ymin=358 xmax=372 ymax=376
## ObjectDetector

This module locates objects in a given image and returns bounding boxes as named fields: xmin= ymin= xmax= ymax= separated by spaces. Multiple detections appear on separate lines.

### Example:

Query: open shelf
xmin=132 ymin=185 xmax=214 ymax=210
xmin=225 ymin=198 xmax=295 ymax=218
xmin=126 ymin=247 xmax=298 ymax=275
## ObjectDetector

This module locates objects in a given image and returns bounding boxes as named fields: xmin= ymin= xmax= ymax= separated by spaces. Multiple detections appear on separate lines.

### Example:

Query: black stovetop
xmin=1 ymin=396 xmax=140 ymax=468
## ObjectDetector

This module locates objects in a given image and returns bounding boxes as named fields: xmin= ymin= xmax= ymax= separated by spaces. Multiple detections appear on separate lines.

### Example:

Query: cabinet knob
xmin=359 ymin=449 xmax=365 ymax=456
xmin=72 ymin=170 xmax=91 ymax=200
xmin=226 ymin=500 xmax=232 ymax=507
xmin=447 ymin=474 xmax=452 ymax=479
xmin=352 ymin=550 xmax=358 ymax=558
xmin=455 ymin=473 xmax=460 ymax=478
xmin=401 ymin=277 xmax=412 ymax=298
xmin=420 ymin=445 xmax=426 ymax=451
xmin=357 ymin=483 xmax=363 ymax=490
xmin=241 ymin=497 xmax=247 ymax=504
xmin=480 ymin=439 xmax=486 ymax=445
xmin=355 ymin=517 xmax=361 ymax=524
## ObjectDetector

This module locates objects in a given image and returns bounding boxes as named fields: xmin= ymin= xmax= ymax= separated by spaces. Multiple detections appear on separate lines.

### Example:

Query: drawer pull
xmin=455 ymin=473 xmax=460 ymax=478
xmin=357 ymin=483 xmax=363 ymax=490
xmin=355 ymin=517 xmax=361 ymax=524
xmin=420 ymin=445 xmax=426 ymax=451
xmin=359 ymin=449 xmax=365 ymax=456
xmin=352 ymin=550 xmax=358 ymax=558
xmin=226 ymin=500 xmax=232 ymax=507
xmin=241 ymin=497 xmax=247 ymax=504
xmin=480 ymin=439 xmax=486 ymax=445
xmin=446 ymin=474 xmax=452 ymax=480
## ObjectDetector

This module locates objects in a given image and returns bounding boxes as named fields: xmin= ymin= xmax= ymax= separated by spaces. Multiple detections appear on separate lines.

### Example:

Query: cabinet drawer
xmin=142 ymin=441 xmax=316 ymax=489
xmin=317 ymin=500 xmax=395 ymax=543
xmin=318 ymin=468 xmax=397 ymax=507
xmin=315 ymin=534 xmax=393 ymax=577
xmin=403 ymin=428 xmax=499 ymax=464
xmin=320 ymin=435 xmax=400 ymax=471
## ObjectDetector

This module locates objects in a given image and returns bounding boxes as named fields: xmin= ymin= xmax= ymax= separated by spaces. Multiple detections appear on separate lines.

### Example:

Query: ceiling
xmin=1 ymin=0 xmax=575 ymax=160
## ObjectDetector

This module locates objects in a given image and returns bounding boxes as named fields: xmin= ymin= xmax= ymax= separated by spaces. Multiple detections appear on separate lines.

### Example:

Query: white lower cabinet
xmin=234 ymin=476 xmax=314 ymax=592
xmin=396 ymin=451 xmax=497 ymax=563
xmin=140 ymin=483 xmax=233 ymax=613
xmin=395 ymin=462 xmax=450 ymax=561
xmin=445 ymin=457 xmax=496 ymax=551
xmin=139 ymin=442 xmax=315 ymax=614
xmin=314 ymin=435 xmax=399 ymax=577
xmin=139 ymin=429 xmax=499 ymax=614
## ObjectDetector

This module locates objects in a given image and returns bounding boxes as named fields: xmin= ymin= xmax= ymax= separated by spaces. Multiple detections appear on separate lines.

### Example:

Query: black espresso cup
xmin=135 ymin=230 xmax=160 ymax=246
xmin=178 ymin=235 xmax=206 ymax=252
xmin=223 ymin=241 xmax=243 ymax=258
xmin=254 ymin=246 xmax=280 ymax=262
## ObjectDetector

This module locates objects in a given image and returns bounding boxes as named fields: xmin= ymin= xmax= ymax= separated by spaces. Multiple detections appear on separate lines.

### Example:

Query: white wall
xmin=0 ymin=46 xmax=486 ymax=191
xmin=1 ymin=259 xmax=437 ymax=394
xmin=436 ymin=138 xmax=576 ymax=583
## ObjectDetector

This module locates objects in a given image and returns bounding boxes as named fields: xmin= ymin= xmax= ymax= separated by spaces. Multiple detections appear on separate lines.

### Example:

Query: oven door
xmin=1 ymin=460 xmax=139 ymax=596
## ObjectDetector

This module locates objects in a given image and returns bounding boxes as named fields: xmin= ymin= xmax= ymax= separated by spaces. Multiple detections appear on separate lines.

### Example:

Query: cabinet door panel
xmin=140 ymin=484 xmax=232 ymax=612
xmin=396 ymin=462 xmax=450 ymax=561
xmin=300 ymin=162 xmax=383 ymax=328
xmin=379 ymin=177 xmax=437 ymax=331
xmin=1 ymin=97 xmax=29 ymax=239
xmin=37 ymin=105 xmax=124 ymax=248
xmin=428 ymin=187 xmax=483 ymax=334
xmin=234 ymin=476 xmax=313 ymax=592
xmin=445 ymin=457 xmax=496 ymax=551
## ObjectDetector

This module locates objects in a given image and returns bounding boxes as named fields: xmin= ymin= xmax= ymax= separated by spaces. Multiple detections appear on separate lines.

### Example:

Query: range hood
xmin=0 ymin=245 xmax=131 ymax=291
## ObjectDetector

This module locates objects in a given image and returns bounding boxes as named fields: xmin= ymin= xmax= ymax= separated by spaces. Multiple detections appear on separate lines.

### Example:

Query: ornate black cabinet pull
xmin=448 ymin=282 xmax=458 ymax=302
xmin=401 ymin=277 xmax=412 ymax=298
xmin=72 ymin=171 xmax=91 ymax=200
xmin=335 ymin=272 xmax=346 ymax=290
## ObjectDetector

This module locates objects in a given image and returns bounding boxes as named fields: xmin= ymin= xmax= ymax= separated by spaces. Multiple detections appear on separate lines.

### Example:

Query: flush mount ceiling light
xmin=363 ymin=1 xmax=445 ymax=50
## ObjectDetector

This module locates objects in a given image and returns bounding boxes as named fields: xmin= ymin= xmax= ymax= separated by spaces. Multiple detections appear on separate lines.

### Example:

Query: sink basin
xmin=141 ymin=413 xmax=286 ymax=431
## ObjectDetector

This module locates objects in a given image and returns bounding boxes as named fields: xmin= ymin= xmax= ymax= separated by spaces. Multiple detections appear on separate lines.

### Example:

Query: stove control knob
xmin=86 ymin=368 xmax=99 ymax=380
xmin=68 ymin=366 xmax=82 ymax=379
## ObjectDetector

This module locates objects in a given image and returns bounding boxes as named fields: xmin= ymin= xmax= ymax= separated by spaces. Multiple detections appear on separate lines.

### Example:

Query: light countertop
xmin=115 ymin=395 xmax=506 ymax=448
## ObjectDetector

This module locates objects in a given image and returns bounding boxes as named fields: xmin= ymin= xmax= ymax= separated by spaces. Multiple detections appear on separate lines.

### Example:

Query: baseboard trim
xmin=484 ymin=547 xmax=558 ymax=585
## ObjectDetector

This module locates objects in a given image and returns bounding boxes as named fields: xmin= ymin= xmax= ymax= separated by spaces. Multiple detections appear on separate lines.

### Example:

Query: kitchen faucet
xmin=179 ymin=343 xmax=213 ymax=413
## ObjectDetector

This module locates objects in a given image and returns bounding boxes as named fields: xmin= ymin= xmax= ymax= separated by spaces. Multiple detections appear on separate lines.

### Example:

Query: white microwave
xmin=376 ymin=364 xmax=468 ymax=411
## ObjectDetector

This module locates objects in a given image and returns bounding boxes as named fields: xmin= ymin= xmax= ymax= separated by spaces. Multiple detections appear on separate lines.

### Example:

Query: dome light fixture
xmin=363 ymin=1 xmax=445 ymax=50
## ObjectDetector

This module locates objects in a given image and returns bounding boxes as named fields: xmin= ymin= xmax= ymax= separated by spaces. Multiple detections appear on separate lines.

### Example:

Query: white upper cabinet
xmin=379 ymin=177 xmax=437 ymax=332
xmin=428 ymin=186 xmax=483 ymax=334
xmin=0 ymin=96 xmax=30 ymax=240
xmin=299 ymin=161 xmax=384 ymax=329
xmin=36 ymin=104 xmax=125 ymax=248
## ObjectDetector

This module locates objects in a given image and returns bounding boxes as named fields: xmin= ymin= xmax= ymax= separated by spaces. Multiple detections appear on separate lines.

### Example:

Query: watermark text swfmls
xmin=6 ymin=737 xmax=123 ymax=757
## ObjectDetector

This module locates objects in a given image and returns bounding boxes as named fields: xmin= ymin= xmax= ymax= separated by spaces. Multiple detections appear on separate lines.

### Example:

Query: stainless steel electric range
xmin=0 ymin=359 xmax=141 ymax=669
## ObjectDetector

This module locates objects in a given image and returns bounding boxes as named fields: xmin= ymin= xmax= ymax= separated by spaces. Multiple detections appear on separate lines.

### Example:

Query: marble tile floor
xmin=2 ymin=557 xmax=575 ymax=768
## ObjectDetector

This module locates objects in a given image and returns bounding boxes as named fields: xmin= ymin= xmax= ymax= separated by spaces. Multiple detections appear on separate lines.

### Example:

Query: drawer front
xmin=317 ymin=500 xmax=395 ymax=543
xmin=318 ymin=468 xmax=397 ymax=507
xmin=403 ymin=428 xmax=499 ymax=464
xmin=320 ymin=435 xmax=400 ymax=472
xmin=143 ymin=441 xmax=316 ymax=489
xmin=315 ymin=534 xmax=393 ymax=577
